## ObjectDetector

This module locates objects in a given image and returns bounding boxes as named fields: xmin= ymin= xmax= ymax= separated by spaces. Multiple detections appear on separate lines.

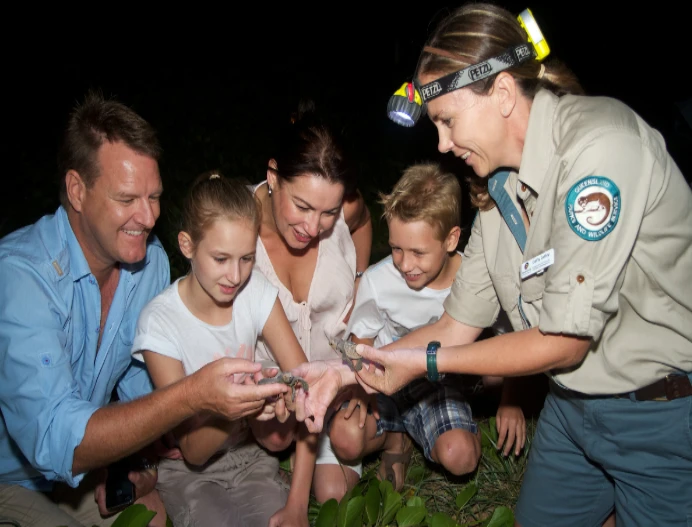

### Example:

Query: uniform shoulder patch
xmin=565 ymin=176 xmax=620 ymax=241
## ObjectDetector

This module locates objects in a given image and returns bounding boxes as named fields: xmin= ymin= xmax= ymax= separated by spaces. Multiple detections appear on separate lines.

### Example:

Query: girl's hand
xmin=253 ymin=394 xmax=290 ymax=423
xmin=269 ymin=504 xmax=309 ymax=527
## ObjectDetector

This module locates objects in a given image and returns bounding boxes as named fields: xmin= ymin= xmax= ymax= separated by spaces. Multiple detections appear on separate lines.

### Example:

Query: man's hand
xmin=354 ymin=344 xmax=426 ymax=395
xmin=186 ymin=358 xmax=289 ymax=420
xmin=289 ymin=360 xmax=350 ymax=433
xmin=94 ymin=464 xmax=158 ymax=516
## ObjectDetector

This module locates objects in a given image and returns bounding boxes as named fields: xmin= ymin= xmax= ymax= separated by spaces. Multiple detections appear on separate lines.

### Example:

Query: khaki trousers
xmin=0 ymin=472 xmax=119 ymax=527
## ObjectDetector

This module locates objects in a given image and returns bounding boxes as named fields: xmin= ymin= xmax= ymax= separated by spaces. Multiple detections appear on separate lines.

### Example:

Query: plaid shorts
xmin=375 ymin=375 xmax=478 ymax=462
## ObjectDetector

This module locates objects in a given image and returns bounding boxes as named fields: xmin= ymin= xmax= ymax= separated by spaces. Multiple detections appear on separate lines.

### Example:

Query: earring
xmin=268 ymin=185 xmax=273 ymax=196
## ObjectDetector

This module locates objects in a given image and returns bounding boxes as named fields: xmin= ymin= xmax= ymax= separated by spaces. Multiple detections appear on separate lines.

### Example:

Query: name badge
xmin=521 ymin=248 xmax=554 ymax=280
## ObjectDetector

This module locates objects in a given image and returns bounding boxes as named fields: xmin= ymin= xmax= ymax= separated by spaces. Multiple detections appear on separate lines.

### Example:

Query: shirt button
xmin=520 ymin=184 xmax=527 ymax=192
xmin=95 ymin=326 xmax=100 ymax=333
xmin=576 ymin=275 xmax=585 ymax=284
xmin=89 ymin=277 xmax=95 ymax=285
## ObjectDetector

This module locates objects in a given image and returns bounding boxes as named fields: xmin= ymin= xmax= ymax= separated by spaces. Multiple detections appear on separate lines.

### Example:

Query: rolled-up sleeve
xmin=444 ymin=214 xmax=500 ymax=328
xmin=0 ymin=258 xmax=96 ymax=487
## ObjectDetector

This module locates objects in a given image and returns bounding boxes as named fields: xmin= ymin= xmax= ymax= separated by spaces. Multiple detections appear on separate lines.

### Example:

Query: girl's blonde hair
xmin=181 ymin=170 xmax=261 ymax=249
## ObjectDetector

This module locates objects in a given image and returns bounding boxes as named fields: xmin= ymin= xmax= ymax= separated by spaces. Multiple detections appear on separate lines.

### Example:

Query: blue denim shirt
xmin=0 ymin=207 xmax=170 ymax=490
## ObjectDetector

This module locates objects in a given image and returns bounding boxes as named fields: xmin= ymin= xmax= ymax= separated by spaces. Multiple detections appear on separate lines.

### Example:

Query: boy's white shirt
xmin=346 ymin=254 xmax=462 ymax=347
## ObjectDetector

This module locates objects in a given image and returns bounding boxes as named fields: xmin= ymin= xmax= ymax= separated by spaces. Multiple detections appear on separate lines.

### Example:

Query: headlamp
xmin=386 ymin=7 xmax=550 ymax=127
xmin=386 ymin=82 xmax=423 ymax=127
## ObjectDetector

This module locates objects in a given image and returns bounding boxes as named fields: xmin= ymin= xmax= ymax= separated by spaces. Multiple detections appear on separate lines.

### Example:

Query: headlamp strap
xmin=417 ymin=43 xmax=535 ymax=103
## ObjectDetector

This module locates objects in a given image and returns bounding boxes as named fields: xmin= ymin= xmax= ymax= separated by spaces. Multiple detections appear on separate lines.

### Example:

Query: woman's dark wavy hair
xmin=269 ymin=99 xmax=357 ymax=196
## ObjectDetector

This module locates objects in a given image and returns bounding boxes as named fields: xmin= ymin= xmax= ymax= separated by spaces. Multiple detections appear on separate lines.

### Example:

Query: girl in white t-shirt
xmin=132 ymin=171 xmax=315 ymax=527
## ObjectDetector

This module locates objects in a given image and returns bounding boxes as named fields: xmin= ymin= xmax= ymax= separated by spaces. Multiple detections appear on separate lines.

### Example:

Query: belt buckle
xmin=663 ymin=374 xmax=691 ymax=401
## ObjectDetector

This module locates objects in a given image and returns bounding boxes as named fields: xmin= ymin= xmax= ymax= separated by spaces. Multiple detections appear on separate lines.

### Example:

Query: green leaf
xmin=406 ymin=496 xmax=424 ymax=508
xmin=430 ymin=511 xmax=459 ymax=527
xmin=485 ymin=506 xmax=514 ymax=527
xmin=408 ymin=465 xmax=426 ymax=485
xmin=380 ymin=490 xmax=403 ymax=526
xmin=396 ymin=505 xmax=427 ymax=526
xmin=111 ymin=504 xmax=157 ymax=527
xmin=351 ymin=480 xmax=366 ymax=498
xmin=279 ymin=456 xmax=292 ymax=472
xmin=364 ymin=482 xmax=381 ymax=526
xmin=379 ymin=478 xmax=394 ymax=498
xmin=315 ymin=498 xmax=339 ymax=527
xmin=455 ymin=482 xmax=478 ymax=510
xmin=337 ymin=495 xmax=365 ymax=527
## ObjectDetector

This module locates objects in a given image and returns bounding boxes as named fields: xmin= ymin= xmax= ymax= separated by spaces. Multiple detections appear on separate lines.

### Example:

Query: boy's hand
xmin=336 ymin=385 xmax=379 ymax=428
xmin=495 ymin=404 xmax=526 ymax=456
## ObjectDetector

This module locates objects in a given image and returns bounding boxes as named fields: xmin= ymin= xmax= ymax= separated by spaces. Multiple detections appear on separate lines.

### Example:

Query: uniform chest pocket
xmin=520 ymin=272 xmax=547 ymax=303
xmin=488 ymin=272 xmax=519 ymax=315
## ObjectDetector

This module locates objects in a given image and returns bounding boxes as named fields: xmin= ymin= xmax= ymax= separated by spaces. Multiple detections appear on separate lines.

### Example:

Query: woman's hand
xmin=354 ymin=344 xmax=427 ymax=396
xmin=290 ymin=360 xmax=350 ymax=433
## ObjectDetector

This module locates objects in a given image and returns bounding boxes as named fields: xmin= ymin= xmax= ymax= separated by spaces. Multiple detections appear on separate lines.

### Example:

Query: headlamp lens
xmin=386 ymin=82 xmax=423 ymax=127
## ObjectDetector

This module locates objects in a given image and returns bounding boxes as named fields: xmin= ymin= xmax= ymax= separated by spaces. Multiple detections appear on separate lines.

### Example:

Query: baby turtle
xmin=258 ymin=371 xmax=309 ymax=401
xmin=328 ymin=337 xmax=363 ymax=372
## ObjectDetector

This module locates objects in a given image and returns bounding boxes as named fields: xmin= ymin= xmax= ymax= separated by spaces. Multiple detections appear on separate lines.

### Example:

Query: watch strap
xmin=426 ymin=341 xmax=441 ymax=382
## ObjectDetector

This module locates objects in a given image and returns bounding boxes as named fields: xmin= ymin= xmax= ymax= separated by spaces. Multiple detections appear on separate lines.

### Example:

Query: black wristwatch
xmin=426 ymin=341 xmax=441 ymax=382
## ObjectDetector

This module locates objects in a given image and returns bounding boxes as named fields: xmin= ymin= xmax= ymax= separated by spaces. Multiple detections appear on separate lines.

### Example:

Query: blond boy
xmin=328 ymin=163 xmax=525 ymax=490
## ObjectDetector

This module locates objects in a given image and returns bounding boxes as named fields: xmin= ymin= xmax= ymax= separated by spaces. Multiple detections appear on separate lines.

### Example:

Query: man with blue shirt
xmin=0 ymin=92 xmax=289 ymax=526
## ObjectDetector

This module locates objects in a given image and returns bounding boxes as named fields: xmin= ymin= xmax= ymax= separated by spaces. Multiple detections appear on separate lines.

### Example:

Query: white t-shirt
xmin=346 ymin=255 xmax=459 ymax=348
xmin=132 ymin=270 xmax=278 ymax=375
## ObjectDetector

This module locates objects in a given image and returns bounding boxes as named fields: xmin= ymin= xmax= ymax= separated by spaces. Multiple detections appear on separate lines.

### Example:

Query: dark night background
xmin=4 ymin=2 xmax=690 ymax=271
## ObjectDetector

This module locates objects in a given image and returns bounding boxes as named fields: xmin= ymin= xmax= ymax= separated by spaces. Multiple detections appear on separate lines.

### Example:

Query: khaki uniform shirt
xmin=444 ymin=89 xmax=692 ymax=394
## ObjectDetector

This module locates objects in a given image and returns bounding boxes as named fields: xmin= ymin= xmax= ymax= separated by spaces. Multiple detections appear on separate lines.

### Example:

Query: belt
xmin=615 ymin=374 xmax=692 ymax=402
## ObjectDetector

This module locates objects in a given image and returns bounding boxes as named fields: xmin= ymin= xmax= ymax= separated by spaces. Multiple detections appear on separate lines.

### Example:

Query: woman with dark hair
xmin=250 ymin=100 xmax=373 ymax=512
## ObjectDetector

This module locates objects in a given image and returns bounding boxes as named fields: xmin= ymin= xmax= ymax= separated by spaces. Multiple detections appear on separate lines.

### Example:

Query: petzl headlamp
xmin=387 ymin=8 xmax=550 ymax=127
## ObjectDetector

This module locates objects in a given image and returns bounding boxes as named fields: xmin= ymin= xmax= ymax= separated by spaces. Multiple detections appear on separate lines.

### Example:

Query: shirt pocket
xmin=114 ymin=318 xmax=137 ymax=376
xmin=488 ymin=272 xmax=519 ymax=316
xmin=520 ymin=272 xmax=547 ymax=304
xmin=118 ymin=317 xmax=136 ymax=347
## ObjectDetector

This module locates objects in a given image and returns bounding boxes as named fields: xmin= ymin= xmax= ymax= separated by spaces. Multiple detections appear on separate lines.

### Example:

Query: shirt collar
xmin=518 ymin=89 xmax=560 ymax=196
xmin=56 ymin=206 xmax=148 ymax=283
xmin=56 ymin=206 xmax=92 ymax=282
